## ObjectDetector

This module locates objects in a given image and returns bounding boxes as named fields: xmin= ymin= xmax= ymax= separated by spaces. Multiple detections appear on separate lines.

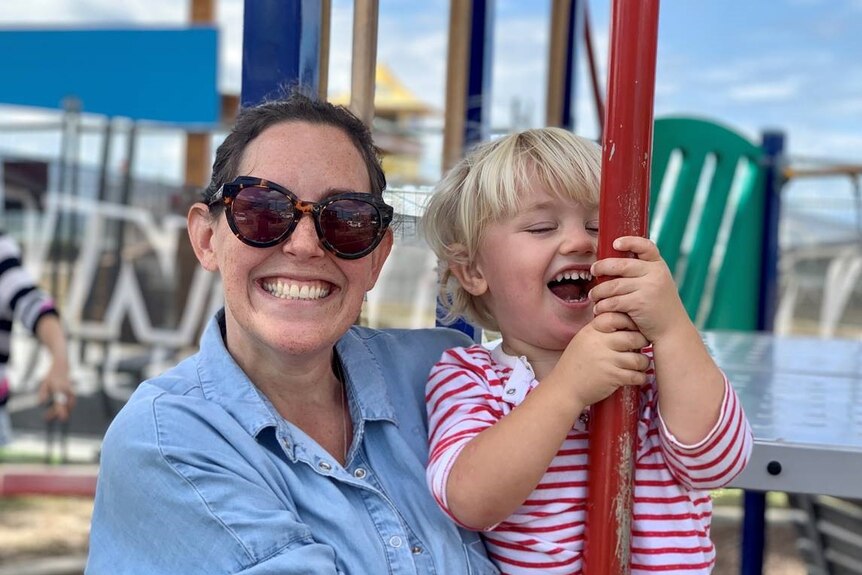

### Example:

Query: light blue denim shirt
xmin=87 ymin=310 xmax=498 ymax=575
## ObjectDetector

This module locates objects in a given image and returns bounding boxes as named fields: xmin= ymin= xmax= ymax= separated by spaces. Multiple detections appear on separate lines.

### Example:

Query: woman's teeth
xmin=261 ymin=280 xmax=331 ymax=300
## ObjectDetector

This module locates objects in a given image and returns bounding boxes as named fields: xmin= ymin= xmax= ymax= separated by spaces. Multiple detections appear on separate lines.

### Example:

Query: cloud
xmin=833 ymin=98 xmax=862 ymax=115
xmin=215 ymin=0 xmax=243 ymax=93
xmin=727 ymin=77 xmax=803 ymax=103
xmin=0 ymin=0 xmax=184 ymax=24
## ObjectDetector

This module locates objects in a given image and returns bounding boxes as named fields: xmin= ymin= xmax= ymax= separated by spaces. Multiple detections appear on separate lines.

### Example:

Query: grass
xmin=0 ymin=447 xmax=87 ymax=465
xmin=712 ymin=488 xmax=789 ymax=508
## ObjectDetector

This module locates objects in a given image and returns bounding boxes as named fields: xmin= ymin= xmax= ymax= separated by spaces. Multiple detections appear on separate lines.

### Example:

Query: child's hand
xmin=553 ymin=311 xmax=650 ymax=408
xmin=589 ymin=236 xmax=688 ymax=343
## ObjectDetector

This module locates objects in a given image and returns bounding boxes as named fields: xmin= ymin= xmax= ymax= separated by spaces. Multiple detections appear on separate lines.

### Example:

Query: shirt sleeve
xmin=425 ymin=346 xmax=500 ymax=525
xmin=0 ymin=236 xmax=57 ymax=334
xmin=656 ymin=373 xmax=753 ymax=490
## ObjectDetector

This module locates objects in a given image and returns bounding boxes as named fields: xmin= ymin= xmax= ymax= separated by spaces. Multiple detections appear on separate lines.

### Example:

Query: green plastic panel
xmin=649 ymin=117 xmax=765 ymax=331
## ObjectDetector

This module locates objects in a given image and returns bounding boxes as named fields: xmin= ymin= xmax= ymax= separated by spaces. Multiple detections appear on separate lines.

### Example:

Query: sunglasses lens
xmin=320 ymin=199 xmax=383 ymax=256
xmin=232 ymin=186 xmax=295 ymax=244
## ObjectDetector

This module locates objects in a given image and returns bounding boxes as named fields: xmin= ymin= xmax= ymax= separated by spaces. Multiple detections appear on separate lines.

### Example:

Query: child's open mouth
xmin=548 ymin=270 xmax=593 ymax=303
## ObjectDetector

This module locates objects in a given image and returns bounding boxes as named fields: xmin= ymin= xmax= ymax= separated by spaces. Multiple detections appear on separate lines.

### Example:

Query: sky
xmin=0 ymin=0 xmax=861 ymax=230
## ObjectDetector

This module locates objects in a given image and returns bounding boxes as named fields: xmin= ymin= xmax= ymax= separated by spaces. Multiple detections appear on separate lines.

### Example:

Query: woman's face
xmin=189 ymin=121 xmax=391 ymax=365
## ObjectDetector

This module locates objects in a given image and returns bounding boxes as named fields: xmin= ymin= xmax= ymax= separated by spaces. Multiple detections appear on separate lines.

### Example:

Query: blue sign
xmin=0 ymin=27 xmax=219 ymax=125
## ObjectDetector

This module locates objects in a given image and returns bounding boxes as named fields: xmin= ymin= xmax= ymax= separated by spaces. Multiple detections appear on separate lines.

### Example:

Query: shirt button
xmin=354 ymin=468 xmax=367 ymax=479
xmin=411 ymin=546 xmax=423 ymax=555
xmin=388 ymin=536 xmax=403 ymax=548
xmin=318 ymin=461 xmax=332 ymax=472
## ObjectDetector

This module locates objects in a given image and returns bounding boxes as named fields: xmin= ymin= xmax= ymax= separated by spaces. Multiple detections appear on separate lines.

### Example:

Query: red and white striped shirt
xmin=426 ymin=344 xmax=752 ymax=575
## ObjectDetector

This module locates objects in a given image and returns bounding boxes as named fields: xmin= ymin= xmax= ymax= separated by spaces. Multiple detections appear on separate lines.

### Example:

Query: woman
xmin=87 ymin=92 xmax=498 ymax=574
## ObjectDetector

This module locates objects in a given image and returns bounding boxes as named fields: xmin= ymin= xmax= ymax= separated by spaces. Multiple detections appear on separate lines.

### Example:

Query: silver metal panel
xmin=731 ymin=442 xmax=862 ymax=499
xmin=703 ymin=331 xmax=862 ymax=497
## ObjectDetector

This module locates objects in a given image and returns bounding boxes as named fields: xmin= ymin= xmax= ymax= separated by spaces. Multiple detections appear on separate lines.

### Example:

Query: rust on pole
xmin=546 ymin=0 xmax=572 ymax=127
xmin=442 ymin=0 xmax=471 ymax=173
xmin=350 ymin=0 xmax=379 ymax=126
xmin=318 ymin=0 xmax=332 ymax=100
xmin=583 ymin=1 xmax=660 ymax=574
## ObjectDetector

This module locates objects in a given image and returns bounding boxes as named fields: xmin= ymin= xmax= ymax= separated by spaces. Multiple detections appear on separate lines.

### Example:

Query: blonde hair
xmin=422 ymin=127 xmax=602 ymax=331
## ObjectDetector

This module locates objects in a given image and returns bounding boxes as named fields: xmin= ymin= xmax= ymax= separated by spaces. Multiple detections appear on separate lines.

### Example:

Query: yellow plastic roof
xmin=330 ymin=63 xmax=433 ymax=115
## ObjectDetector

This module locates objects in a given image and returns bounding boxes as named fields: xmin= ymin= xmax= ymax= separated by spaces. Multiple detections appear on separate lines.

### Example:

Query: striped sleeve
xmin=425 ymin=345 xmax=500 ymax=525
xmin=0 ymin=235 xmax=57 ymax=333
xmin=657 ymin=374 xmax=753 ymax=490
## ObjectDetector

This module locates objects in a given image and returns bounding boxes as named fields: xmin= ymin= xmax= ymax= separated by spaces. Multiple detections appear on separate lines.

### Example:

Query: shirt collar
xmin=489 ymin=343 xmax=537 ymax=406
xmin=336 ymin=327 xmax=399 ymax=424
xmin=195 ymin=311 xmax=278 ymax=439
xmin=194 ymin=311 xmax=399 ymax=441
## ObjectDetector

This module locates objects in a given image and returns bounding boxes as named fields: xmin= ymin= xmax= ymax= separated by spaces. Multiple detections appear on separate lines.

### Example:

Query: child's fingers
xmin=591 ymin=311 xmax=639 ymax=333
xmin=610 ymin=364 xmax=649 ymax=387
xmin=620 ymin=350 xmax=651 ymax=373
xmin=589 ymin=277 xmax=639 ymax=303
xmin=591 ymin=256 xmax=649 ymax=279
xmin=611 ymin=236 xmax=661 ymax=261
xmin=608 ymin=330 xmax=649 ymax=352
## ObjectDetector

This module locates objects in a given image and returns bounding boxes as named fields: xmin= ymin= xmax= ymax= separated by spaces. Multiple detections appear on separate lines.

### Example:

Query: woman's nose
xmin=283 ymin=214 xmax=325 ymax=257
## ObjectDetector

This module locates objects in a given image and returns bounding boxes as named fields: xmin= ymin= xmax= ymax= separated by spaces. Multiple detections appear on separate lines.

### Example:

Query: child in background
xmin=421 ymin=127 xmax=752 ymax=574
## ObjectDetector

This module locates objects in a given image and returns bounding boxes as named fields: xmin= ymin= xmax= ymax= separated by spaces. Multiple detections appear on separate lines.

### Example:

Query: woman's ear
xmin=448 ymin=246 xmax=488 ymax=296
xmin=365 ymin=229 xmax=393 ymax=291
xmin=187 ymin=203 xmax=220 ymax=272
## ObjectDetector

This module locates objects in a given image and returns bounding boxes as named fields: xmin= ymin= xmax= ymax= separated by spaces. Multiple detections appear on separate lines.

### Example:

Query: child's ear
xmin=450 ymin=260 xmax=488 ymax=296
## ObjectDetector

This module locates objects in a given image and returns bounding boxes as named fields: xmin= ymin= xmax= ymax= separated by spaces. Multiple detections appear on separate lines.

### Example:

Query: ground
xmin=0 ymin=494 xmax=807 ymax=574
xmin=0 ymin=496 xmax=91 ymax=566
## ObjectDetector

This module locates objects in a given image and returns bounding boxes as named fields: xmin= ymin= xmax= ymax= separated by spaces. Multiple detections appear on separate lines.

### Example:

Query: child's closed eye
xmin=527 ymin=226 xmax=557 ymax=234
xmin=586 ymin=220 xmax=599 ymax=235
xmin=526 ymin=223 xmax=558 ymax=234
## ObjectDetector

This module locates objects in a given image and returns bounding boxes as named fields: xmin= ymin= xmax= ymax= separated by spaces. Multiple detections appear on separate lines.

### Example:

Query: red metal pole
xmin=583 ymin=1 xmax=660 ymax=574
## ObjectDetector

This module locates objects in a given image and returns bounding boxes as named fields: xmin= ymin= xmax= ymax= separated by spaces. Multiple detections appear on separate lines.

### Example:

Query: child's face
xmin=472 ymin=180 xmax=598 ymax=356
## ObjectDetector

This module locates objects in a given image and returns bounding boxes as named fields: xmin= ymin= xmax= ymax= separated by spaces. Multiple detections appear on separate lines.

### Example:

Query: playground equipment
xmin=583 ymin=1 xmax=658 ymax=572
xmin=3 ymin=1 xmax=862 ymax=573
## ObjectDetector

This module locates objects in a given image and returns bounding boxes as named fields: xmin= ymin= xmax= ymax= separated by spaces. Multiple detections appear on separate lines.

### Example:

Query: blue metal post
xmin=741 ymin=491 xmax=767 ymax=575
xmin=437 ymin=0 xmax=494 ymax=342
xmin=463 ymin=0 xmax=494 ymax=148
xmin=561 ymin=0 xmax=582 ymax=131
xmin=758 ymin=131 xmax=785 ymax=332
xmin=241 ymin=0 xmax=323 ymax=107
xmin=740 ymin=130 xmax=785 ymax=575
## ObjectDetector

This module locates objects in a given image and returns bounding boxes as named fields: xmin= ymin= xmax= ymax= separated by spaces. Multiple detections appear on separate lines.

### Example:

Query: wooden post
xmin=442 ymin=0 xmax=471 ymax=173
xmin=350 ymin=0 xmax=379 ymax=125
xmin=185 ymin=0 xmax=215 ymax=189
xmin=546 ymin=0 xmax=572 ymax=128
xmin=583 ymin=1 xmax=660 ymax=573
